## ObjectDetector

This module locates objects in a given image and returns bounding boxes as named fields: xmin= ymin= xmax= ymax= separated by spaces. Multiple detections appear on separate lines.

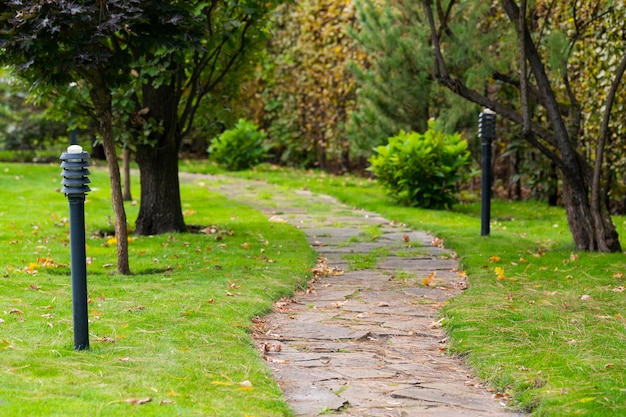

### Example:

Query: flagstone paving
xmin=198 ymin=175 xmax=525 ymax=417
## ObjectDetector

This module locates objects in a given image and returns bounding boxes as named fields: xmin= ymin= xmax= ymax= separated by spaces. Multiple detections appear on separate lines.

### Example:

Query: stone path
xmin=199 ymin=176 xmax=524 ymax=417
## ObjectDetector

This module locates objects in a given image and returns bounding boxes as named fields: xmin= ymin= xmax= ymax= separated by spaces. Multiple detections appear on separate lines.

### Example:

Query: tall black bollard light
xmin=60 ymin=145 xmax=91 ymax=350
xmin=478 ymin=109 xmax=496 ymax=236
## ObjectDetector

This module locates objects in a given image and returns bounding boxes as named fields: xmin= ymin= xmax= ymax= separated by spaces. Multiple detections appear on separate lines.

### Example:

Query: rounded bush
xmin=368 ymin=120 xmax=471 ymax=209
xmin=208 ymin=119 xmax=268 ymax=171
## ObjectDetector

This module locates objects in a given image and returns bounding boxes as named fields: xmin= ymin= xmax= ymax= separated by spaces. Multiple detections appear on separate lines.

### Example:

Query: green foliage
xmin=368 ymin=121 xmax=471 ymax=209
xmin=208 ymin=119 xmax=268 ymax=171
xmin=347 ymin=0 xmax=433 ymax=151
xmin=246 ymin=0 xmax=364 ymax=171
xmin=0 ymin=71 xmax=68 ymax=152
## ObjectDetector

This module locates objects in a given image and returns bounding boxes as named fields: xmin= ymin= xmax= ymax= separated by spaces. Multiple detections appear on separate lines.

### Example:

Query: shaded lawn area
xmin=0 ymin=162 xmax=316 ymax=417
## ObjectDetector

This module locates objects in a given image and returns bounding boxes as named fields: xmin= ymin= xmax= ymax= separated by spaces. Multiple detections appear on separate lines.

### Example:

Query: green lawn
xmin=0 ymin=162 xmax=316 ymax=417
xmin=3 ymin=160 xmax=626 ymax=416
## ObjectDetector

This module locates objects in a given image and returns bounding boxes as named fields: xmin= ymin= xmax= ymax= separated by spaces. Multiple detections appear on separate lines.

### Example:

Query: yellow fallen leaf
xmin=494 ymin=266 xmax=506 ymax=281
xmin=211 ymin=381 xmax=233 ymax=386
xmin=422 ymin=271 xmax=436 ymax=286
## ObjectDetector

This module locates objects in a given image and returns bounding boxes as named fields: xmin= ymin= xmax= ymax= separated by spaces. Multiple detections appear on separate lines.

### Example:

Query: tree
xmin=0 ymin=72 xmax=67 ymax=153
xmin=0 ymin=1 xmax=143 ymax=274
xmin=420 ymin=0 xmax=625 ymax=252
xmin=1 ymin=0 xmax=278 ymax=262
xmin=347 ymin=0 xmax=433 ymax=150
xmin=250 ymin=0 xmax=365 ymax=171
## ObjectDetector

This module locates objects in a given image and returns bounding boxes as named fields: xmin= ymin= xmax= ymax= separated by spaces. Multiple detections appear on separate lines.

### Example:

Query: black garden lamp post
xmin=60 ymin=144 xmax=91 ymax=350
xmin=478 ymin=108 xmax=496 ymax=237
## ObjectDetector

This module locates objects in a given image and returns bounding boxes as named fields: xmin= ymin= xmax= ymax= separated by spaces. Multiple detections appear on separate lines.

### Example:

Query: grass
xmin=5 ymin=159 xmax=626 ymax=416
xmin=188 ymin=163 xmax=626 ymax=416
xmin=0 ymin=162 xmax=317 ymax=417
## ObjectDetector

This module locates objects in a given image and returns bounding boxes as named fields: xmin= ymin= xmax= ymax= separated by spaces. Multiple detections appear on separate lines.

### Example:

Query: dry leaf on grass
xmin=125 ymin=397 xmax=152 ymax=405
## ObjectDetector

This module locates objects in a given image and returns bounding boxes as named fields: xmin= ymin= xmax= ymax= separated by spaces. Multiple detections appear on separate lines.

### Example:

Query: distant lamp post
xmin=478 ymin=108 xmax=496 ymax=237
xmin=60 ymin=144 xmax=91 ymax=350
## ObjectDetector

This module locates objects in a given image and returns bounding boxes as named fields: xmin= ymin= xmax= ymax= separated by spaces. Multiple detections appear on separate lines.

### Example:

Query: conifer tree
xmin=347 ymin=0 xmax=433 ymax=152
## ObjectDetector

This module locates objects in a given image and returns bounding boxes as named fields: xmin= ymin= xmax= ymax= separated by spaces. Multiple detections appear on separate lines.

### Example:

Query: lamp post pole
xmin=478 ymin=109 xmax=496 ymax=237
xmin=60 ymin=145 xmax=91 ymax=350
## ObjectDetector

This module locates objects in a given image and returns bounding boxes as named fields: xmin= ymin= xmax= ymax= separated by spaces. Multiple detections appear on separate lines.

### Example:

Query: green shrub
xmin=208 ymin=119 xmax=268 ymax=171
xmin=368 ymin=120 xmax=471 ymax=209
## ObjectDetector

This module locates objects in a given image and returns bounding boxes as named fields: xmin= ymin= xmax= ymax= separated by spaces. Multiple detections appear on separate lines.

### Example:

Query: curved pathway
xmin=198 ymin=175 xmax=524 ymax=417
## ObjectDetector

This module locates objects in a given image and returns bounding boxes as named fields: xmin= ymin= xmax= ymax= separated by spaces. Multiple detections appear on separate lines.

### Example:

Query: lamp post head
xmin=60 ymin=145 xmax=91 ymax=196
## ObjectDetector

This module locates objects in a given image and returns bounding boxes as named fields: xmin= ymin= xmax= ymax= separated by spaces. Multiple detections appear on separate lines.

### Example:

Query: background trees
xmin=249 ymin=0 xmax=365 ymax=171
xmin=2 ymin=0 xmax=625 ymax=253
xmin=1 ymin=0 xmax=278 ymax=272
xmin=419 ymin=0 xmax=625 ymax=252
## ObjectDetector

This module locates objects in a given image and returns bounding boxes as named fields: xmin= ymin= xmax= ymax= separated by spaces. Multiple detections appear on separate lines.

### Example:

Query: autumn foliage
xmin=249 ymin=0 xmax=366 ymax=171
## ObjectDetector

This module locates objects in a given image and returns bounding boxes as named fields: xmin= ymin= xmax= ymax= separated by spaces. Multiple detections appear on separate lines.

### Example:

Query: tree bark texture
xmin=134 ymin=80 xmax=186 ymax=235
xmin=88 ymin=81 xmax=131 ymax=274
xmin=122 ymin=147 xmax=132 ymax=201
xmin=135 ymin=142 xmax=186 ymax=235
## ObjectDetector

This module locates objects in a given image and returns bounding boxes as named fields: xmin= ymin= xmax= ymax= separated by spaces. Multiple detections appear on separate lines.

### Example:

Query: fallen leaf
xmin=268 ymin=215 xmax=288 ymax=223
xmin=495 ymin=267 xmax=506 ymax=281
xmin=489 ymin=256 xmax=501 ymax=263
xmin=211 ymin=381 xmax=233 ymax=386
xmin=580 ymin=294 xmax=591 ymax=301
xmin=422 ymin=271 xmax=436 ymax=286
xmin=432 ymin=237 xmax=444 ymax=248
xmin=430 ymin=318 xmax=445 ymax=329
xmin=93 ymin=337 xmax=115 ymax=343
xmin=125 ymin=397 xmax=152 ymax=405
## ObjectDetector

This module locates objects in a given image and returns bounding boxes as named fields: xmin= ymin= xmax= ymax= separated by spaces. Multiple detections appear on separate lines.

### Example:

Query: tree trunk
xmin=122 ymin=147 xmax=132 ymax=201
xmin=131 ymin=73 xmax=186 ymax=235
xmin=88 ymin=84 xmax=131 ymax=275
xmin=561 ymin=175 xmax=621 ymax=252
xmin=134 ymin=141 xmax=186 ymax=235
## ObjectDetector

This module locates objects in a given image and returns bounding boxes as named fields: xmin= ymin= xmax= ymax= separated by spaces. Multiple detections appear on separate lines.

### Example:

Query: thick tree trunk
xmin=88 ymin=85 xmax=131 ymax=275
xmin=561 ymin=176 xmax=621 ymax=252
xmin=133 ymin=75 xmax=186 ymax=235
xmin=134 ymin=141 xmax=186 ymax=235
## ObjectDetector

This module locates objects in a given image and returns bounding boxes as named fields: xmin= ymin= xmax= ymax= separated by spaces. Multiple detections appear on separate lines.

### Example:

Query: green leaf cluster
xmin=369 ymin=120 xmax=471 ymax=209
xmin=208 ymin=119 xmax=268 ymax=171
